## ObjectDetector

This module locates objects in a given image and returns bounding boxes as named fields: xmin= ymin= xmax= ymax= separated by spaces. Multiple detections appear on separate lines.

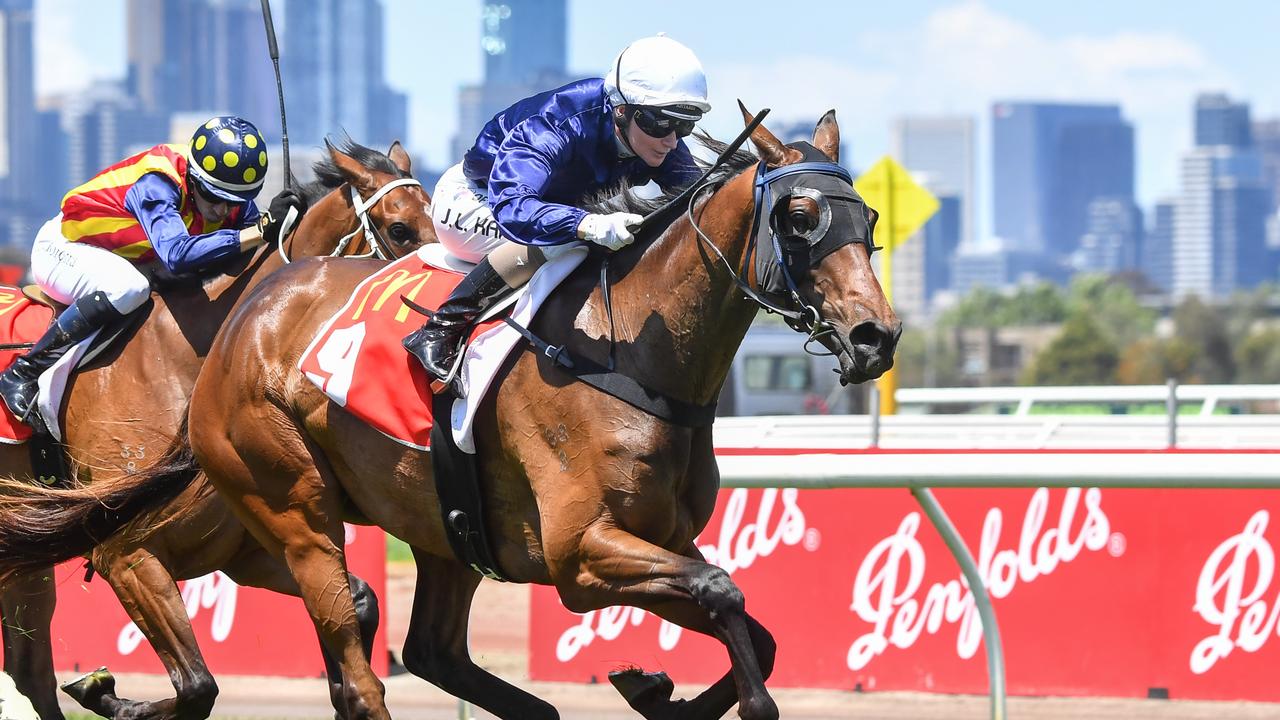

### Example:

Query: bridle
xmin=686 ymin=146 xmax=877 ymax=355
xmin=277 ymin=176 xmax=422 ymax=264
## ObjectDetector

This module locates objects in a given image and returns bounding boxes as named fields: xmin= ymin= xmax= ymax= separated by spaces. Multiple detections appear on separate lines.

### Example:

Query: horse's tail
xmin=0 ymin=416 xmax=200 ymax=584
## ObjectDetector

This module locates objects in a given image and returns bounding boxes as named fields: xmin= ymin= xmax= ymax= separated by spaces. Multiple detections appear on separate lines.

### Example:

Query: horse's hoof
xmin=608 ymin=669 xmax=679 ymax=719
xmin=60 ymin=666 xmax=115 ymax=706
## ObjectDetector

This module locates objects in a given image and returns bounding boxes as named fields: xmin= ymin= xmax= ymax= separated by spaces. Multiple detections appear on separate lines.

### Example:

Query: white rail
xmin=895 ymin=383 xmax=1280 ymax=416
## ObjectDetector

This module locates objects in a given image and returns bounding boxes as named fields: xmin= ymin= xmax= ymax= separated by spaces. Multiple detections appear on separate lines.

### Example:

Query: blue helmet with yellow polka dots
xmin=187 ymin=116 xmax=268 ymax=203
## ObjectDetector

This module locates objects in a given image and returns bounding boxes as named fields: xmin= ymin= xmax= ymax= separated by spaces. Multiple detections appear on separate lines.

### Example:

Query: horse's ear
xmin=739 ymin=99 xmax=796 ymax=167
xmin=387 ymin=140 xmax=412 ymax=175
xmin=326 ymin=138 xmax=376 ymax=192
xmin=813 ymin=109 xmax=839 ymax=162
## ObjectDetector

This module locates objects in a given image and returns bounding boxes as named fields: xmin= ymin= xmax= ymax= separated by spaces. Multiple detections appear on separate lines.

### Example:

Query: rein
xmin=277 ymin=176 xmax=421 ymax=264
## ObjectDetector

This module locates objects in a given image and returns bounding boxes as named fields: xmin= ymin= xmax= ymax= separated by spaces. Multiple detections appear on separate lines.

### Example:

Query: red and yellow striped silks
xmin=59 ymin=144 xmax=240 ymax=263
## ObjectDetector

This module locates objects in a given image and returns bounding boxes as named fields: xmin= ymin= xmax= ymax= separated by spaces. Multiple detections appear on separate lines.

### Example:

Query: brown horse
xmin=0 ymin=139 xmax=434 ymax=720
xmin=8 ymin=107 xmax=899 ymax=719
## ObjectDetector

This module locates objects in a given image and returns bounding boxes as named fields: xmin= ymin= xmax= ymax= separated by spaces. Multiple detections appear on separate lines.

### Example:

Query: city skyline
xmin=30 ymin=0 xmax=1280 ymax=244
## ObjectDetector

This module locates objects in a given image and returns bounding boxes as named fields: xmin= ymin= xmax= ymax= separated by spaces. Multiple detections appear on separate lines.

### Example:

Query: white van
xmin=717 ymin=325 xmax=863 ymax=416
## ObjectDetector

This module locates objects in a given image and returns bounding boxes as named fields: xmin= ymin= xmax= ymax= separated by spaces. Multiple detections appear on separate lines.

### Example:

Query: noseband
xmin=688 ymin=142 xmax=877 ymax=351
xmin=277 ymin=176 xmax=422 ymax=264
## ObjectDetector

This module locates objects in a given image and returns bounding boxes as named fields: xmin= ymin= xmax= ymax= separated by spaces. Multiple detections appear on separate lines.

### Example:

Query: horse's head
xmin=327 ymin=139 xmax=437 ymax=256
xmin=741 ymin=104 xmax=900 ymax=384
xmin=294 ymin=139 xmax=436 ymax=260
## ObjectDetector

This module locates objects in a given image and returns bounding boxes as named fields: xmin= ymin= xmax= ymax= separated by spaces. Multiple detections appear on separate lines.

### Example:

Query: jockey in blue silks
xmin=402 ymin=35 xmax=712 ymax=390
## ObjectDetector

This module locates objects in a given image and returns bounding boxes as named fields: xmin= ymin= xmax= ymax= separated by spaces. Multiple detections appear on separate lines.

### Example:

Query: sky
xmin=31 ymin=0 xmax=1280 ymax=242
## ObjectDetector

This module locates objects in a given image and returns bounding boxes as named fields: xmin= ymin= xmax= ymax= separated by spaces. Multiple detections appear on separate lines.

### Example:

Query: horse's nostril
xmin=849 ymin=320 xmax=890 ymax=349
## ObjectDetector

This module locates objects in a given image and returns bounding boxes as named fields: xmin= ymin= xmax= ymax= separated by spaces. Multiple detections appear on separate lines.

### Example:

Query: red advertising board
xmin=530 ymin=476 xmax=1280 ymax=701
xmin=7 ymin=524 xmax=386 ymax=678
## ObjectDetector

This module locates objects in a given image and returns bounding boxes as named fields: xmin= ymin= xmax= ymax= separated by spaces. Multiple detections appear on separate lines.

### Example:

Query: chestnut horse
xmin=9 ymin=107 xmax=898 ymax=719
xmin=0 ymin=139 xmax=433 ymax=720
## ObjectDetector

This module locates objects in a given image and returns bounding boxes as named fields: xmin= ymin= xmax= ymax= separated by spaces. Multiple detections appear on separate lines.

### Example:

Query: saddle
xmin=21 ymin=284 xmax=66 ymax=313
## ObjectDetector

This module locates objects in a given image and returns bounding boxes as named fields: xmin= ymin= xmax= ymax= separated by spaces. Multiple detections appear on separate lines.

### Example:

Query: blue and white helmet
xmin=187 ymin=116 xmax=268 ymax=203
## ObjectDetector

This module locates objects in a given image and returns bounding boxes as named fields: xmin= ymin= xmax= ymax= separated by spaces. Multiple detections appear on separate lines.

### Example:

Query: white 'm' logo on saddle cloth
xmin=298 ymin=245 xmax=589 ymax=453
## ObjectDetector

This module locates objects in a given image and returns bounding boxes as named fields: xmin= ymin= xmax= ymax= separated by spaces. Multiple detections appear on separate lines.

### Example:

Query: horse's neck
xmin=286 ymin=187 xmax=362 ymax=259
xmin=600 ymin=171 xmax=760 ymax=405
xmin=199 ymin=186 xmax=358 ymax=304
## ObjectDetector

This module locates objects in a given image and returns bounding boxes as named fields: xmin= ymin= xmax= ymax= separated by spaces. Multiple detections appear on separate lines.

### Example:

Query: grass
xmin=386 ymin=533 xmax=414 ymax=564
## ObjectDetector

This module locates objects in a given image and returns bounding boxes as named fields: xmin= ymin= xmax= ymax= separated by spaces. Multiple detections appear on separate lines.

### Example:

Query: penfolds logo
xmin=1191 ymin=510 xmax=1280 ymax=674
xmin=847 ymin=487 xmax=1112 ymax=670
xmin=118 ymin=572 xmax=238 ymax=654
xmin=555 ymin=487 xmax=808 ymax=662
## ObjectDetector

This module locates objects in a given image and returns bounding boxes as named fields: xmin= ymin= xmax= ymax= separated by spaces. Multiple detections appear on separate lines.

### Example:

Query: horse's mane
xmin=296 ymin=137 xmax=408 ymax=207
xmin=582 ymin=133 xmax=758 ymax=218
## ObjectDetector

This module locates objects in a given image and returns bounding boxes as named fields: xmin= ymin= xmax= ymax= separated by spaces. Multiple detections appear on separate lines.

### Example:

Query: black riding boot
xmin=403 ymin=258 xmax=513 ymax=389
xmin=0 ymin=292 xmax=124 ymax=423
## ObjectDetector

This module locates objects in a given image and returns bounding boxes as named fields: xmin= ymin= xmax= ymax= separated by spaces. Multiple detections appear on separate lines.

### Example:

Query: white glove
xmin=577 ymin=212 xmax=643 ymax=251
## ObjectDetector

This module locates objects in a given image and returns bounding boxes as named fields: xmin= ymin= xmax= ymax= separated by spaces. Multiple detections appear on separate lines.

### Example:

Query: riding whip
xmin=260 ymin=0 xmax=290 ymax=191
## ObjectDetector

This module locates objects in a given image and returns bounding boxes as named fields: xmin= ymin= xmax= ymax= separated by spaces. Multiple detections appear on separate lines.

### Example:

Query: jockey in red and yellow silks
xmin=0 ymin=116 xmax=305 ymax=430
xmin=59 ymin=143 xmax=246 ymax=263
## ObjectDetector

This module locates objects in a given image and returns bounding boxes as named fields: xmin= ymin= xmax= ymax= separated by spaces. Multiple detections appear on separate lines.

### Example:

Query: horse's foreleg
xmin=1 ymin=570 xmax=65 ymax=720
xmin=400 ymin=548 xmax=557 ymax=720
xmin=72 ymin=548 xmax=217 ymax=720
xmin=558 ymin=526 xmax=778 ymax=720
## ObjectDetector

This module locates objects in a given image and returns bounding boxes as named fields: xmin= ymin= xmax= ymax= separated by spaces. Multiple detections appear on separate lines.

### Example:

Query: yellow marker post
xmin=854 ymin=156 xmax=939 ymax=416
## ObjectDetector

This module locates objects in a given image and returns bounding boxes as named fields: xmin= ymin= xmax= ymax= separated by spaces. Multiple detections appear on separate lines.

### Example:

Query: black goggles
xmin=630 ymin=106 xmax=700 ymax=139
xmin=192 ymin=180 xmax=233 ymax=206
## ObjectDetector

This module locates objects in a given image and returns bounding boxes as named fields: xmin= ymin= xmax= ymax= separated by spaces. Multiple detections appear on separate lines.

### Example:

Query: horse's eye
xmin=388 ymin=222 xmax=412 ymax=243
xmin=789 ymin=209 xmax=815 ymax=234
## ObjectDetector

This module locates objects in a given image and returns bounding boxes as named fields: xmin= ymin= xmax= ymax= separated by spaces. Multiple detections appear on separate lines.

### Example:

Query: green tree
xmin=938 ymin=282 xmax=1067 ymax=328
xmin=1236 ymin=328 xmax=1280 ymax=383
xmin=1115 ymin=336 xmax=1197 ymax=384
xmin=1173 ymin=295 xmax=1235 ymax=383
xmin=1022 ymin=313 xmax=1119 ymax=385
xmin=1066 ymin=274 xmax=1157 ymax=346
xmin=893 ymin=328 xmax=964 ymax=388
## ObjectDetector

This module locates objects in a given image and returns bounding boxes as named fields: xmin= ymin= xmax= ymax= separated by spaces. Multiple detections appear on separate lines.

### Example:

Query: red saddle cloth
xmin=300 ymin=253 xmax=482 ymax=450
xmin=0 ymin=286 xmax=54 ymax=443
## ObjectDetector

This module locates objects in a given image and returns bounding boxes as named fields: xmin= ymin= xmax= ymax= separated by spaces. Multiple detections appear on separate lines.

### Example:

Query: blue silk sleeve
xmin=486 ymin=116 xmax=588 ymax=246
xmin=124 ymin=174 xmax=254 ymax=273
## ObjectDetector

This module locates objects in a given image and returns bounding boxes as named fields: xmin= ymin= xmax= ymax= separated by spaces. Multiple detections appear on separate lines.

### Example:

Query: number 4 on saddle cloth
xmin=299 ymin=243 xmax=589 ymax=453
xmin=299 ymin=244 xmax=588 ymax=579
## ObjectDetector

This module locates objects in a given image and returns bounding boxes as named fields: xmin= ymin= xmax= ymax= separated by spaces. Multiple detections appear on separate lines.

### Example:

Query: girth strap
xmin=500 ymin=316 xmax=718 ymax=428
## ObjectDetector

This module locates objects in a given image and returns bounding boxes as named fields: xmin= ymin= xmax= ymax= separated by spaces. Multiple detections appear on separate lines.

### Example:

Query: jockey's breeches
xmin=432 ymin=162 xmax=580 ymax=285
xmin=31 ymin=214 xmax=151 ymax=314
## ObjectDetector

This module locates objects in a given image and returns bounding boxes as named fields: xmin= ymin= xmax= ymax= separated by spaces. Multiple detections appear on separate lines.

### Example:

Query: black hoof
xmin=60 ymin=666 xmax=115 ymax=707
xmin=608 ymin=669 xmax=684 ymax=719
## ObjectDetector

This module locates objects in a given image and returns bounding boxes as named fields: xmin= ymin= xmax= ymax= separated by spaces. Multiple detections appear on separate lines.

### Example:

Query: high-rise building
xmin=1195 ymin=93 xmax=1252 ymax=149
xmin=127 ymin=0 xmax=279 ymax=136
xmin=992 ymin=102 xmax=1134 ymax=263
xmin=0 ymin=0 xmax=38 ymax=246
xmin=482 ymin=0 xmax=566 ymax=87
xmin=283 ymin=0 xmax=407 ymax=150
xmin=1253 ymin=119 xmax=1280 ymax=211
xmin=62 ymin=84 xmax=168 ymax=189
xmin=1142 ymin=200 xmax=1176 ymax=293
xmin=1173 ymin=146 xmax=1273 ymax=298
xmin=453 ymin=0 xmax=574 ymax=160
xmin=892 ymin=116 xmax=974 ymax=248
xmin=1073 ymin=197 xmax=1142 ymax=275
